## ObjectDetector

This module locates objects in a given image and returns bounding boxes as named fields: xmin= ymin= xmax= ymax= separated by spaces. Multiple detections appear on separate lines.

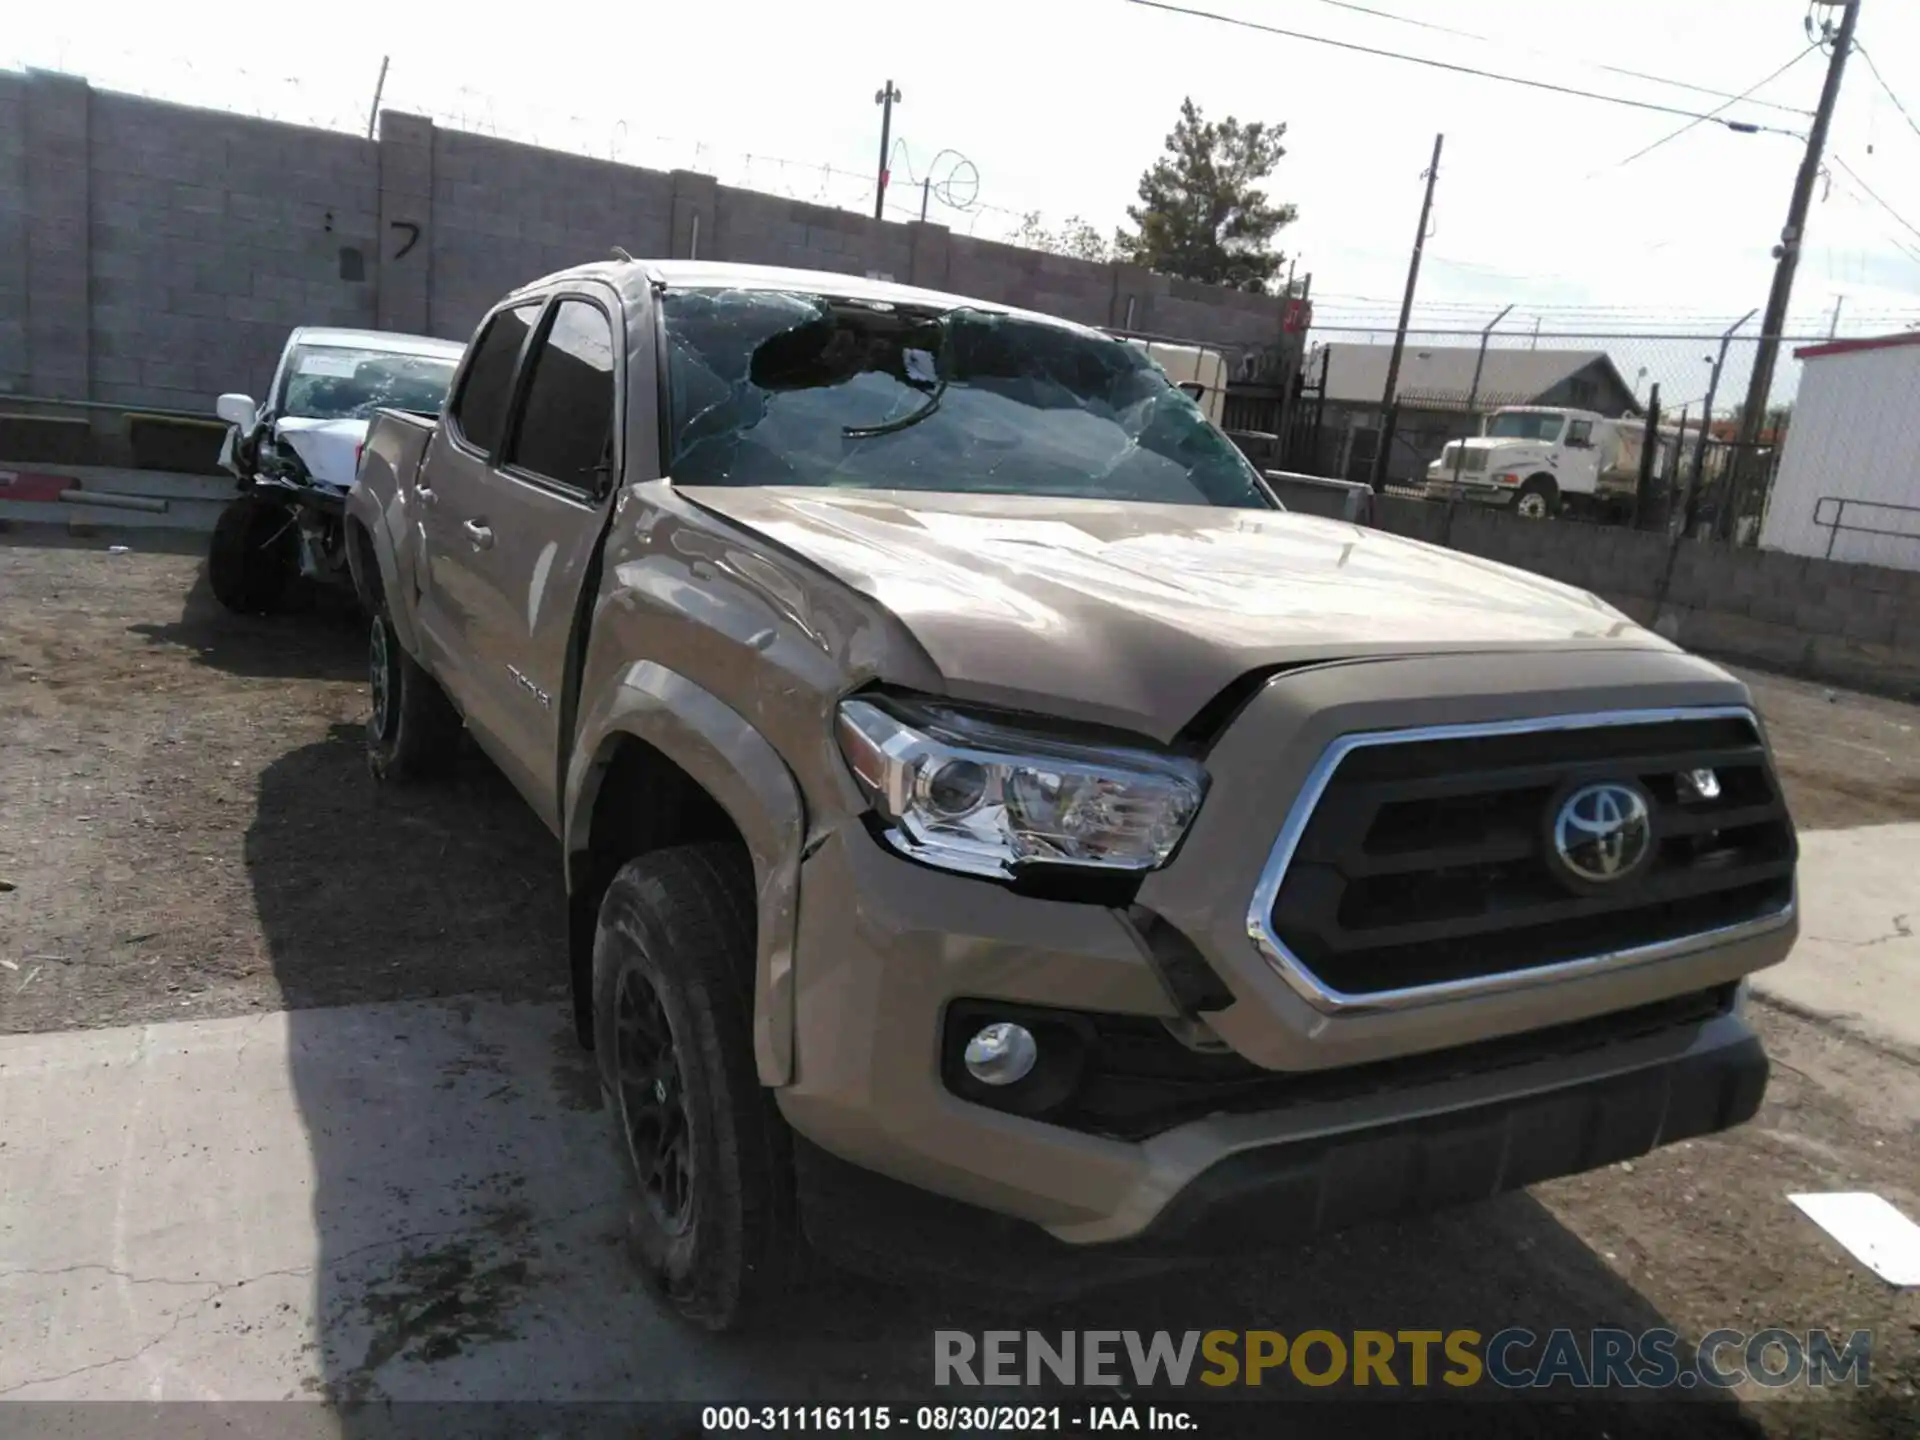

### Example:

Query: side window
xmin=450 ymin=304 xmax=537 ymax=456
xmin=1567 ymin=419 xmax=1594 ymax=448
xmin=507 ymin=299 xmax=616 ymax=493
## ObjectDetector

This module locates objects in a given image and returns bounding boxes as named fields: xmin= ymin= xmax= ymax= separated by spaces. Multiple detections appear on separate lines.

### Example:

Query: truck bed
xmin=359 ymin=408 xmax=437 ymax=496
xmin=346 ymin=408 xmax=439 ymax=612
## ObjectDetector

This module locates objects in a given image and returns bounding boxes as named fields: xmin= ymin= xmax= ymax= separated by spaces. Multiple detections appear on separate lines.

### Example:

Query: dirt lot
xmin=5 ymin=543 xmax=1917 ymax=1035
xmin=2 ymin=538 xmax=1917 ymax=1435
xmin=0 ymin=541 xmax=563 ymax=1034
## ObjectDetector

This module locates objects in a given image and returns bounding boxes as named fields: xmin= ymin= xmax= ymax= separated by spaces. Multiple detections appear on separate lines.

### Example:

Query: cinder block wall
xmin=87 ymin=91 xmax=380 ymax=411
xmin=1371 ymin=495 xmax=1920 ymax=699
xmin=0 ymin=73 xmax=27 ymax=388
xmin=0 ymin=73 xmax=1298 ymax=414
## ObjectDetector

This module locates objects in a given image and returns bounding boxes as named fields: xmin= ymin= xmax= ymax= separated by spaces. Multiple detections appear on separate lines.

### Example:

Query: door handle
xmin=415 ymin=481 xmax=436 ymax=506
xmin=463 ymin=519 xmax=494 ymax=550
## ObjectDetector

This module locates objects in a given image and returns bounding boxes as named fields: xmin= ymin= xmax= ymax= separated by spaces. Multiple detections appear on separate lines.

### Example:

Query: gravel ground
xmin=1 ymin=538 xmax=1916 ymax=1435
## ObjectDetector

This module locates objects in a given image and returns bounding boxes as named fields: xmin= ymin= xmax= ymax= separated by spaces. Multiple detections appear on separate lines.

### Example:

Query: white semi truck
xmin=1423 ymin=406 xmax=1657 ymax=520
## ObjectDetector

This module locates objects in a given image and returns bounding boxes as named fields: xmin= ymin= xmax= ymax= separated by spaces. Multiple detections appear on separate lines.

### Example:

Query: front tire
xmin=207 ymin=494 xmax=296 ymax=613
xmin=593 ymin=845 xmax=797 ymax=1331
xmin=1516 ymin=476 xmax=1560 ymax=520
xmin=365 ymin=607 xmax=462 ymax=782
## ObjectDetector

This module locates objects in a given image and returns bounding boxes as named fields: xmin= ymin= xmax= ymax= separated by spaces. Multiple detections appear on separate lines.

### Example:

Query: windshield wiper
xmin=843 ymin=307 xmax=962 ymax=440
xmin=843 ymin=377 xmax=947 ymax=439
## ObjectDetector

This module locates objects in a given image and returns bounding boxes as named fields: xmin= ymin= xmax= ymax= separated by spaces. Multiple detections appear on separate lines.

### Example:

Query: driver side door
xmin=1563 ymin=418 xmax=1599 ymax=493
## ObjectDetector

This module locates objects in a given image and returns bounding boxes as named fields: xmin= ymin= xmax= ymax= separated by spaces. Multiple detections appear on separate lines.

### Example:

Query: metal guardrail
xmin=0 ymin=391 xmax=220 ymax=422
xmin=1812 ymin=495 xmax=1920 ymax=559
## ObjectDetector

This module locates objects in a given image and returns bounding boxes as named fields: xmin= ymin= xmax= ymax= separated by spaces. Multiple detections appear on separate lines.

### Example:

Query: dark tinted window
xmin=450 ymin=304 xmax=537 ymax=455
xmin=508 ymin=300 xmax=617 ymax=493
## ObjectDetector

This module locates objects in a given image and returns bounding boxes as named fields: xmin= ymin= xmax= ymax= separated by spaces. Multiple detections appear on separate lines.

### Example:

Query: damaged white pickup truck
xmin=210 ymin=326 xmax=465 ymax=613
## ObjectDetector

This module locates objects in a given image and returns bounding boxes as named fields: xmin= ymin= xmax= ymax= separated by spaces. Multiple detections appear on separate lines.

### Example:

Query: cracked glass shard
xmin=661 ymin=288 xmax=1274 ymax=510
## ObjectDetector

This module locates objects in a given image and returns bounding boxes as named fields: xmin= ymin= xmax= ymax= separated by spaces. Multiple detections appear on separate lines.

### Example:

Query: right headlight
xmin=835 ymin=697 xmax=1207 ymax=880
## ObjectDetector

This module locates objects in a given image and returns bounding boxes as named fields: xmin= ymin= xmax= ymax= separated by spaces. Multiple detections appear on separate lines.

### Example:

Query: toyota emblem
xmin=1551 ymin=782 xmax=1653 ymax=886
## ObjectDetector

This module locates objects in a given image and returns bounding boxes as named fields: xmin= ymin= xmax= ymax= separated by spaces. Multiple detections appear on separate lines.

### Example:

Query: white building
xmin=1762 ymin=333 xmax=1920 ymax=569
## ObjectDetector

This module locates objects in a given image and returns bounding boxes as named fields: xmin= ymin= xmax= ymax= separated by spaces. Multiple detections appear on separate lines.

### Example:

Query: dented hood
xmin=274 ymin=417 xmax=369 ymax=491
xmin=680 ymin=487 xmax=1673 ymax=740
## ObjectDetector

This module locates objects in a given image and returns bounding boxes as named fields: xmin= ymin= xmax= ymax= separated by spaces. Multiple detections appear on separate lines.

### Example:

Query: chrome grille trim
xmin=1244 ymin=706 xmax=1797 ymax=1016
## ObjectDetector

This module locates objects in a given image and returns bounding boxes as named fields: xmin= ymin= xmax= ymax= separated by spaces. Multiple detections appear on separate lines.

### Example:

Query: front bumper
xmin=777 ymin=648 xmax=1796 ymax=1251
xmin=1422 ymin=477 xmax=1513 ymax=504
xmin=794 ymin=1009 xmax=1767 ymax=1283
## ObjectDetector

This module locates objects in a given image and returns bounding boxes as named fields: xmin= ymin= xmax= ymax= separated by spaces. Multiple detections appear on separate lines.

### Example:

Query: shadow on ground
xmin=130 ymin=563 xmax=366 ymax=683
xmin=244 ymin=727 xmax=1779 ymax=1437
xmin=246 ymin=724 xmax=561 ymax=1012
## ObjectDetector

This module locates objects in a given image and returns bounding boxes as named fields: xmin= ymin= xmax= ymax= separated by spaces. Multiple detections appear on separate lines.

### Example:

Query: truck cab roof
xmin=504 ymin=258 xmax=1104 ymax=338
xmin=285 ymin=327 xmax=466 ymax=358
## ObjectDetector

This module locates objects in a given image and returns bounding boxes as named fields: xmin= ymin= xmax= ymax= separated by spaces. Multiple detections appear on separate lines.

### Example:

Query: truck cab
xmin=1425 ymin=406 xmax=1648 ymax=520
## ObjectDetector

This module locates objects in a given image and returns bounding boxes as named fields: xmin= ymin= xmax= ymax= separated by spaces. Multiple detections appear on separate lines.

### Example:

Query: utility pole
xmin=1373 ymin=133 xmax=1444 ymax=492
xmin=873 ymin=81 xmax=902 ymax=221
xmin=1634 ymin=382 xmax=1662 ymax=530
xmin=1729 ymin=0 xmax=1860 ymax=529
xmin=1689 ymin=309 xmax=1758 ymax=537
xmin=1450 ymin=302 xmax=1513 ymax=491
xmin=365 ymin=55 xmax=390 ymax=140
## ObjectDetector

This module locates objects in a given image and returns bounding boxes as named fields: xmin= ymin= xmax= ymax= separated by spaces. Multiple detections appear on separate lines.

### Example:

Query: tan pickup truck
xmin=347 ymin=259 xmax=1798 ymax=1331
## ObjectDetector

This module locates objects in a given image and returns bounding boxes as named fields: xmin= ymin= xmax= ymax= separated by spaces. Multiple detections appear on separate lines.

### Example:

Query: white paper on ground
xmin=1789 ymin=1192 xmax=1920 ymax=1286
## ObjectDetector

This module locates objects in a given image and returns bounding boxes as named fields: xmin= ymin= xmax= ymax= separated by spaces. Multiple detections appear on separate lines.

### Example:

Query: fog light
xmin=1678 ymin=768 xmax=1721 ymax=801
xmin=964 ymin=1022 xmax=1038 ymax=1087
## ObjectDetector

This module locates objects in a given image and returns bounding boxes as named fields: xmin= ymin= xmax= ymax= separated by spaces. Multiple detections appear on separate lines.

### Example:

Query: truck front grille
xmin=1440 ymin=444 xmax=1488 ymax=474
xmin=1260 ymin=711 xmax=1796 ymax=1002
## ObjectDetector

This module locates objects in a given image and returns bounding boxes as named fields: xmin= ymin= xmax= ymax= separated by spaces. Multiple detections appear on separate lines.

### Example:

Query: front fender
xmin=565 ymin=662 xmax=805 ymax=1087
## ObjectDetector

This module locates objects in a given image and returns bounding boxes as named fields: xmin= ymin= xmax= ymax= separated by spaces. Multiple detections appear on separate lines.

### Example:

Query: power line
xmin=1309 ymin=325 xmax=1859 ymax=342
xmin=1829 ymin=154 xmax=1920 ymax=247
xmin=1312 ymin=310 xmax=1920 ymax=328
xmin=1606 ymin=46 xmax=1819 ymax=172
xmin=1855 ymin=42 xmax=1920 ymax=142
xmin=1292 ymin=0 xmax=1813 ymax=116
xmin=1308 ymin=293 xmax=1920 ymax=317
xmin=1311 ymin=317 xmax=1920 ymax=337
xmin=1825 ymin=171 xmax=1920 ymax=265
xmin=1123 ymin=0 xmax=1809 ymax=135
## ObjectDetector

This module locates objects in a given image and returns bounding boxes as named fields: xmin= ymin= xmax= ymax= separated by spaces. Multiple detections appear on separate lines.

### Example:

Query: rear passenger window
xmin=508 ymin=300 xmax=616 ymax=493
xmin=450 ymin=304 xmax=536 ymax=456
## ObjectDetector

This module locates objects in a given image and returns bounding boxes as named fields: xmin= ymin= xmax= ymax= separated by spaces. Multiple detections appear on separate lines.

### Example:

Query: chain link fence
xmin=1289 ymin=324 xmax=1859 ymax=540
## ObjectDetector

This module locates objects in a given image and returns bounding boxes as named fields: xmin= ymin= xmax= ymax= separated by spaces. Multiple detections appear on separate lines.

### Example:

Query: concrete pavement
xmin=0 ymin=998 xmax=929 ymax=1403
xmin=0 ymin=827 xmax=1913 ymax=1404
xmin=1751 ymin=823 xmax=1920 ymax=1056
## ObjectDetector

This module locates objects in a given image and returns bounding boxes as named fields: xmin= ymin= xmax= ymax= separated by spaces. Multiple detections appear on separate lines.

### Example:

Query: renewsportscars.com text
xmin=934 ymin=1328 xmax=1873 ymax=1391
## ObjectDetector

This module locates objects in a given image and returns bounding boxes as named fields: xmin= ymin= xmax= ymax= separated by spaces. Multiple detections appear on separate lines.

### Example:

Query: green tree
xmin=1010 ymin=211 xmax=1112 ymax=264
xmin=1115 ymin=97 xmax=1297 ymax=292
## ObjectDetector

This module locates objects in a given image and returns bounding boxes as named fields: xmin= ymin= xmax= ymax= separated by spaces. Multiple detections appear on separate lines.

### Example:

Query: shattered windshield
xmin=280 ymin=347 xmax=460 ymax=421
xmin=1486 ymin=412 xmax=1565 ymax=442
xmin=661 ymin=290 xmax=1273 ymax=509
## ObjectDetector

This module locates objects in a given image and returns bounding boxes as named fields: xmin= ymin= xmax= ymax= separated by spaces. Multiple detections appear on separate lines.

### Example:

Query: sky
xmin=11 ymin=0 xmax=1920 ymax=392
